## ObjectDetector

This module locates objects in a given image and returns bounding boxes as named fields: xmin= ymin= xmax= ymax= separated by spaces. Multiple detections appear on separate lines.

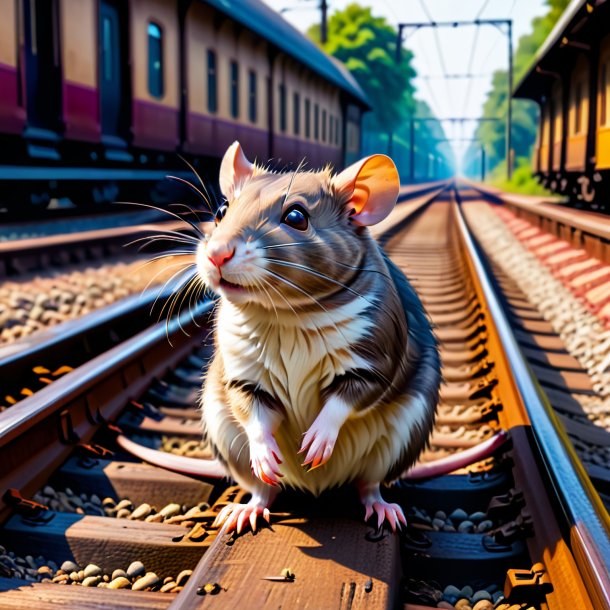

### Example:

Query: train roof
xmin=201 ymin=0 xmax=370 ymax=108
xmin=514 ymin=0 xmax=603 ymax=100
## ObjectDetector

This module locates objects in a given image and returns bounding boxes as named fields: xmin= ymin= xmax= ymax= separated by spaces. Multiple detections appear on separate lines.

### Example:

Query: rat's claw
xmin=359 ymin=482 xmax=407 ymax=534
xmin=300 ymin=426 xmax=338 ymax=469
xmin=365 ymin=500 xmax=406 ymax=533
xmin=213 ymin=503 xmax=234 ymax=528
xmin=212 ymin=501 xmax=272 ymax=535
xmin=249 ymin=435 xmax=284 ymax=486
xmin=236 ymin=509 xmax=249 ymax=534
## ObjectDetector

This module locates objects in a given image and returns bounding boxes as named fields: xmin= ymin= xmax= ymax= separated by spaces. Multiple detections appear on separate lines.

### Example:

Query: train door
xmin=23 ymin=0 xmax=62 ymax=132
xmin=99 ymin=0 xmax=130 ymax=143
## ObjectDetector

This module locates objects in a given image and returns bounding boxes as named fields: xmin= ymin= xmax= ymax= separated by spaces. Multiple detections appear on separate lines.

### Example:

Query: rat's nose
xmin=207 ymin=242 xmax=235 ymax=269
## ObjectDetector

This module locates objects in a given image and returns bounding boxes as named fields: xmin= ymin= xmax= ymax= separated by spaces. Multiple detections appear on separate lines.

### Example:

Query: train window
xmin=248 ymin=70 xmax=257 ymax=123
xmin=293 ymin=92 xmax=300 ymax=135
xmin=336 ymin=116 xmax=341 ymax=145
xmin=279 ymin=84 xmax=287 ymax=132
xmin=102 ymin=16 xmax=112 ymax=81
xmin=329 ymin=115 xmax=333 ymax=144
xmin=314 ymin=104 xmax=319 ymax=140
xmin=147 ymin=22 xmax=163 ymax=99
xmin=207 ymin=50 xmax=217 ymax=113
xmin=322 ymin=110 xmax=327 ymax=142
xmin=574 ymin=82 xmax=582 ymax=134
xmin=230 ymin=60 xmax=239 ymax=118
xmin=305 ymin=98 xmax=311 ymax=138
xmin=552 ymin=86 xmax=562 ymax=142
xmin=601 ymin=62 xmax=608 ymax=126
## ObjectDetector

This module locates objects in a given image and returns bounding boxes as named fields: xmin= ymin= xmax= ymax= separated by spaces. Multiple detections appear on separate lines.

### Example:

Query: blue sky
xmin=264 ymin=0 xmax=549 ymax=167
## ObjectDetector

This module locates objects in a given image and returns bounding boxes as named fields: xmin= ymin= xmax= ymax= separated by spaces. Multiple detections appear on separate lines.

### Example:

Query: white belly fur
xmin=210 ymin=298 xmax=430 ymax=494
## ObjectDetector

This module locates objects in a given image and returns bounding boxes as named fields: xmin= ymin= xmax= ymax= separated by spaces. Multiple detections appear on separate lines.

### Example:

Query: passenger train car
xmin=0 ymin=0 xmax=368 ymax=211
xmin=515 ymin=0 xmax=610 ymax=207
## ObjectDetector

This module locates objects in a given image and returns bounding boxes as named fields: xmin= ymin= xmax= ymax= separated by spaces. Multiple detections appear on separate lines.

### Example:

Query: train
xmin=0 ymin=0 xmax=369 ymax=213
xmin=516 ymin=0 xmax=610 ymax=208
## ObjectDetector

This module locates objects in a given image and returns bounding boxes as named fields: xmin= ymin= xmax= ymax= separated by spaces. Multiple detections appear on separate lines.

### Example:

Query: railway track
xmin=0 ymin=183 xmax=608 ymax=609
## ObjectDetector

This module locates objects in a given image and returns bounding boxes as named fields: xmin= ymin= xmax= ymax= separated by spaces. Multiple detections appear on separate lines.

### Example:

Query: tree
xmin=464 ymin=0 xmax=571 ymax=185
xmin=308 ymin=3 xmax=453 ymax=180
xmin=308 ymin=4 xmax=416 ymax=134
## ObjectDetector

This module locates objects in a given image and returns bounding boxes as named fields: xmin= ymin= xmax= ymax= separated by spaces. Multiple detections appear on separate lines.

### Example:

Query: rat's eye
xmin=282 ymin=205 xmax=309 ymax=231
xmin=215 ymin=204 xmax=228 ymax=224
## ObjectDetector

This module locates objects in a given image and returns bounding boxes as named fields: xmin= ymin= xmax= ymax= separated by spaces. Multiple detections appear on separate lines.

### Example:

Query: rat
xmin=191 ymin=141 xmax=442 ymax=534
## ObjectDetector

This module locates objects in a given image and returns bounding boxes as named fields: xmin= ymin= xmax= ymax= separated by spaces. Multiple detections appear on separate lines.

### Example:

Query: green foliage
xmin=464 ymin=0 xmax=571 ymax=178
xmin=308 ymin=3 xmax=453 ymax=180
xmin=308 ymin=4 xmax=416 ymax=133
xmin=492 ymin=157 xmax=554 ymax=196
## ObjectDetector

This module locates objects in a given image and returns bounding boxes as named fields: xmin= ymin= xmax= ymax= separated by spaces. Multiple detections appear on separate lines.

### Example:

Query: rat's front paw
xmin=299 ymin=420 xmax=339 ymax=471
xmin=249 ymin=433 xmax=284 ymax=486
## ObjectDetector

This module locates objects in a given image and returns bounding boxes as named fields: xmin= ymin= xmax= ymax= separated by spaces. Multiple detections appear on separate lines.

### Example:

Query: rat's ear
xmin=333 ymin=154 xmax=399 ymax=226
xmin=219 ymin=141 xmax=254 ymax=199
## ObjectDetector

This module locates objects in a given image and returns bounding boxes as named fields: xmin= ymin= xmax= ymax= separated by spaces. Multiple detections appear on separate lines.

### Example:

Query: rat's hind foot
xmin=358 ymin=481 xmax=407 ymax=533
xmin=212 ymin=497 xmax=272 ymax=534
xmin=249 ymin=433 xmax=284 ymax=486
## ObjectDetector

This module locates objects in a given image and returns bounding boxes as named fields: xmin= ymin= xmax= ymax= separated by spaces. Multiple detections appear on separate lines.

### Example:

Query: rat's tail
xmin=402 ymin=429 xmax=509 ymax=480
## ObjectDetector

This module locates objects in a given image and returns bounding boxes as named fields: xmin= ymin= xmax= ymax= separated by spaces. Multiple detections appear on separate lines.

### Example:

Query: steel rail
xmin=454 ymin=193 xmax=610 ymax=610
xmin=0 ymin=300 xmax=214 ymax=447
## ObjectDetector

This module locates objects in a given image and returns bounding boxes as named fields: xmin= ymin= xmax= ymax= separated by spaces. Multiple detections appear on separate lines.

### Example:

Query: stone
xmin=108 ymin=576 xmax=131 ymax=589
xmin=460 ymin=585 xmax=473 ymax=598
xmin=449 ymin=508 xmax=468 ymax=522
xmin=132 ymin=572 xmax=160 ymax=591
xmin=473 ymin=602 xmax=494 ymax=610
xmin=472 ymin=590 xmax=492 ymax=603
xmin=458 ymin=520 xmax=475 ymax=533
xmin=159 ymin=503 xmax=182 ymax=518
xmin=60 ymin=561 xmax=78 ymax=573
xmin=476 ymin=520 xmax=493 ymax=533
xmin=130 ymin=503 xmax=152 ymax=520
xmin=126 ymin=561 xmax=145 ymax=579
xmin=84 ymin=564 xmax=102 ymax=577
xmin=176 ymin=569 xmax=193 ymax=587
xmin=443 ymin=585 xmax=461 ymax=598
xmin=82 ymin=575 xmax=102 ymax=587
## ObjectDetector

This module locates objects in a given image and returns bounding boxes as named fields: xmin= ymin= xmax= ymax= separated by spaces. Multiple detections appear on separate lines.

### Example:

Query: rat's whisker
xmin=256 ymin=224 xmax=283 ymax=241
xmin=125 ymin=231 xmax=201 ymax=248
xmin=115 ymin=200 xmax=206 ymax=237
xmin=137 ymin=258 xmax=195 ymax=296
xmin=177 ymin=154 xmax=218 ymax=213
xmin=281 ymin=158 xmax=306 ymax=208
xmin=261 ymin=244 xmax=392 ymax=279
xmin=257 ymin=268 xmax=344 ymax=360
xmin=149 ymin=262 xmax=196 ymax=316
xmin=265 ymin=258 xmax=377 ymax=306
xmin=158 ymin=267 xmax=199 ymax=341
xmin=169 ymin=202 xmax=210 ymax=229
xmin=259 ymin=268 xmax=354 ymax=350
xmin=166 ymin=175 xmax=214 ymax=216
xmin=135 ymin=252 xmax=196 ymax=274
xmin=257 ymin=274 xmax=297 ymax=322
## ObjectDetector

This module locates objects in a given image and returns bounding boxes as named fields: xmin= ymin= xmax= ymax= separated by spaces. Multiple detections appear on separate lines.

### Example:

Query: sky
xmin=263 ymin=0 xmax=549 ymax=168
